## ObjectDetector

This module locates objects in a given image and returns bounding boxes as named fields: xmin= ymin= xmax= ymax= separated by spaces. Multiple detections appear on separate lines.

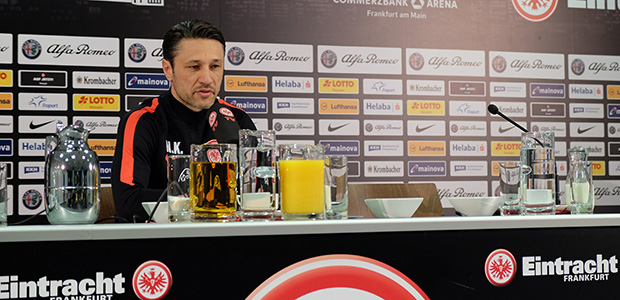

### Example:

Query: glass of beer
xmin=278 ymin=144 xmax=325 ymax=220
xmin=190 ymin=143 xmax=238 ymax=222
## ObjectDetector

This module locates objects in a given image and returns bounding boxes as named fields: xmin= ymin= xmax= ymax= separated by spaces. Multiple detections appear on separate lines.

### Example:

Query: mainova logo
xmin=224 ymin=97 xmax=268 ymax=114
xmin=512 ymin=0 xmax=558 ymax=22
xmin=125 ymin=73 xmax=170 ymax=90
xmin=408 ymin=161 xmax=446 ymax=177
xmin=320 ymin=140 xmax=360 ymax=156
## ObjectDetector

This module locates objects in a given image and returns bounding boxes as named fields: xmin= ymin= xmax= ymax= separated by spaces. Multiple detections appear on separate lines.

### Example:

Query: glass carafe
xmin=565 ymin=147 xmax=590 ymax=210
xmin=45 ymin=120 xmax=100 ymax=224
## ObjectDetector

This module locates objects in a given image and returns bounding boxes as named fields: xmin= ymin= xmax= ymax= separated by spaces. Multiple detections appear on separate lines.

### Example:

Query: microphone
xmin=488 ymin=104 xmax=529 ymax=133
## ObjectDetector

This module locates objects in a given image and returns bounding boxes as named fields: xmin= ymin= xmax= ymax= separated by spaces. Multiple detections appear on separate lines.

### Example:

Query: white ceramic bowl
xmin=364 ymin=198 xmax=423 ymax=218
xmin=142 ymin=202 xmax=169 ymax=223
xmin=447 ymin=197 xmax=502 ymax=216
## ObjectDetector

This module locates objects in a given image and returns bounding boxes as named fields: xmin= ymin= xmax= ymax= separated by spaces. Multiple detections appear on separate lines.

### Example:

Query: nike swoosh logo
xmin=29 ymin=120 xmax=56 ymax=130
xmin=498 ymin=126 xmax=513 ymax=134
xmin=577 ymin=126 xmax=595 ymax=134
xmin=327 ymin=123 xmax=348 ymax=132
xmin=415 ymin=124 xmax=435 ymax=133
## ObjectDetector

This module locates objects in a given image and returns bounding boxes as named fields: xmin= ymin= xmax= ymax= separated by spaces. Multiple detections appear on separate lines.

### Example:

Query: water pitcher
xmin=45 ymin=120 xmax=100 ymax=224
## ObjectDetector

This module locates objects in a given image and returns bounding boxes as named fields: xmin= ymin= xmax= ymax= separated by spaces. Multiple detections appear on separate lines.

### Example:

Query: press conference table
xmin=2 ymin=215 xmax=619 ymax=299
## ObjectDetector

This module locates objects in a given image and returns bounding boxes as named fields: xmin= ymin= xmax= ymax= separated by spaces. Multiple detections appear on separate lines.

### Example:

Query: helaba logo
xmin=512 ymin=0 xmax=558 ymax=22
xmin=21 ymin=39 xmax=42 ymax=59
xmin=320 ymin=50 xmax=338 ymax=69
xmin=227 ymin=46 xmax=245 ymax=66
xmin=485 ymin=249 xmax=517 ymax=286
xmin=408 ymin=52 xmax=424 ymax=70
xmin=133 ymin=260 xmax=172 ymax=300
xmin=571 ymin=58 xmax=586 ymax=76
xmin=22 ymin=189 xmax=43 ymax=210
xmin=127 ymin=43 xmax=147 ymax=63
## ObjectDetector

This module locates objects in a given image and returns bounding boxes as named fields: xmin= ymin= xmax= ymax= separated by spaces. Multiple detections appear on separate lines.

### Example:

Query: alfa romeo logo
xmin=485 ymin=249 xmax=516 ymax=287
xmin=133 ymin=260 xmax=172 ymax=300
xmin=512 ymin=0 xmax=558 ymax=22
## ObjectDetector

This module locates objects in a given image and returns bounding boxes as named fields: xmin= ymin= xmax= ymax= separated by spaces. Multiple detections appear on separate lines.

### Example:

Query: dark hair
xmin=162 ymin=20 xmax=226 ymax=67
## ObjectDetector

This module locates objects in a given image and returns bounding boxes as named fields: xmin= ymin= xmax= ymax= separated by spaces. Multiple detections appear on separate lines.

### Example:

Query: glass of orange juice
xmin=278 ymin=144 xmax=325 ymax=220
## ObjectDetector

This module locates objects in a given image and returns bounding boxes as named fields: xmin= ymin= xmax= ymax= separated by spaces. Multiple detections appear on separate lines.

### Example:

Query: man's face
xmin=162 ymin=38 xmax=224 ymax=112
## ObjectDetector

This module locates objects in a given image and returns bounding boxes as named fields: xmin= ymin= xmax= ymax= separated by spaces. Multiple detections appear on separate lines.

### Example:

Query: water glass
xmin=325 ymin=155 xmax=348 ymax=220
xmin=278 ymin=144 xmax=325 ymax=220
xmin=520 ymin=148 xmax=556 ymax=215
xmin=498 ymin=161 xmax=521 ymax=216
xmin=568 ymin=161 xmax=594 ymax=214
xmin=190 ymin=143 xmax=238 ymax=222
xmin=167 ymin=155 xmax=191 ymax=222
xmin=238 ymin=130 xmax=277 ymax=221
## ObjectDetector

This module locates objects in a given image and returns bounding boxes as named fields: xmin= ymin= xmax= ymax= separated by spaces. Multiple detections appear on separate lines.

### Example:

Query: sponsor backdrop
xmin=1 ymin=0 xmax=620 ymax=221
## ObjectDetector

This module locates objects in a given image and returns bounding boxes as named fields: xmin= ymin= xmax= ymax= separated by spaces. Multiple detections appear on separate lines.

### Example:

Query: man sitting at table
xmin=112 ymin=20 xmax=256 ymax=221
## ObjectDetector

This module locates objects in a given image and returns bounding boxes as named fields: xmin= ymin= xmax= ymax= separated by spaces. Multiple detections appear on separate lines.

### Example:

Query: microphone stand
xmin=488 ymin=104 xmax=560 ymax=205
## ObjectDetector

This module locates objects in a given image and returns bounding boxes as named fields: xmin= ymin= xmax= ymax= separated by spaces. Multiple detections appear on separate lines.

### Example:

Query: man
xmin=112 ymin=20 xmax=256 ymax=221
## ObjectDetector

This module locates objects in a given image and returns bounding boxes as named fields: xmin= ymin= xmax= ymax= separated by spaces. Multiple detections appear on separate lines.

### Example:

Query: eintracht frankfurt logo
xmin=133 ymin=260 xmax=172 ymax=300
xmin=512 ymin=0 xmax=558 ymax=22
xmin=485 ymin=249 xmax=516 ymax=287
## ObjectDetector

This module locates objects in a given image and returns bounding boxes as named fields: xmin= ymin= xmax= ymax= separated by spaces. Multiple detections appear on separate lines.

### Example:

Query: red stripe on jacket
xmin=120 ymin=99 xmax=159 ymax=186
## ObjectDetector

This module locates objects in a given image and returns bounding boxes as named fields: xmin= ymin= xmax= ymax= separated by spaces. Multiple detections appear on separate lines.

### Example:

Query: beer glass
xmin=190 ymin=143 xmax=238 ymax=222
xmin=278 ymin=144 xmax=325 ymax=220
xmin=238 ymin=130 xmax=277 ymax=221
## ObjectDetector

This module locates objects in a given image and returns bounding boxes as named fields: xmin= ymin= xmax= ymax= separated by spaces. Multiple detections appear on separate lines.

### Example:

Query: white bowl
xmin=142 ymin=202 xmax=169 ymax=223
xmin=447 ymin=197 xmax=502 ymax=216
xmin=364 ymin=198 xmax=423 ymax=218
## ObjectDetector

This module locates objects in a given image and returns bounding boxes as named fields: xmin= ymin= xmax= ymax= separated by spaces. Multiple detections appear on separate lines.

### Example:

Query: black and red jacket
xmin=111 ymin=90 xmax=256 ymax=221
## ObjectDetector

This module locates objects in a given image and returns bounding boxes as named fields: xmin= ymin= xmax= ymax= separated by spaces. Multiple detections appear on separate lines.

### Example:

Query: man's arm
xmin=111 ymin=100 xmax=165 ymax=221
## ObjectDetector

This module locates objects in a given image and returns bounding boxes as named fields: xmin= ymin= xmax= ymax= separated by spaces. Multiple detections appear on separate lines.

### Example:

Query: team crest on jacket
xmin=209 ymin=111 xmax=217 ymax=127
xmin=219 ymin=107 xmax=234 ymax=117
